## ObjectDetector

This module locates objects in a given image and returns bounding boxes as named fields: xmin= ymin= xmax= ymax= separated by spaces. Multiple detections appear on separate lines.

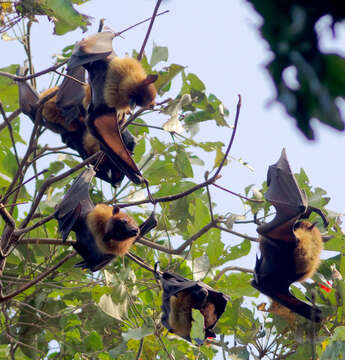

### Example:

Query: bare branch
xmin=216 ymin=225 xmax=258 ymax=242
xmin=0 ymin=60 xmax=68 ymax=82
xmin=116 ymin=10 xmax=169 ymax=37
xmin=137 ymin=0 xmax=163 ymax=61
xmin=214 ymin=266 xmax=254 ymax=282
xmin=0 ymin=251 xmax=76 ymax=304
xmin=0 ymin=108 xmax=21 ymax=132
xmin=212 ymin=183 xmax=264 ymax=203
xmin=15 ymin=214 xmax=55 ymax=236
xmin=18 ymin=238 xmax=75 ymax=246
xmin=213 ymin=94 xmax=242 ymax=179
xmin=54 ymin=69 xmax=88 ymax=86
xmin=19 ymin=152 xmax=101 ymax=229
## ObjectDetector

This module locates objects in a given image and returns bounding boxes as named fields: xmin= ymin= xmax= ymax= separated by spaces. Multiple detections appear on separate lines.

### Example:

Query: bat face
xmin=157 ymin=271 xmax=229 ymax=342
xmin=104 ymin=217 xmax=140 ymax=242
xmin=252 ymin=148 xmax=327 ymax=322
xmin=129 ymin=74 xmax=158 ymax=108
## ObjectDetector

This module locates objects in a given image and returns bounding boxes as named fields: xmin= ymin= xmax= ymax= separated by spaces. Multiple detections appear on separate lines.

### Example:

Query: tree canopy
xmin=0 ymin=1 xmax=344 ymax=359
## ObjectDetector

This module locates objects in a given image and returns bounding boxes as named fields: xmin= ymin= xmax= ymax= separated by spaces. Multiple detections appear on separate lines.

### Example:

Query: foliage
xmin=0 ymin=1 xmax=343 ymax=360
xmin=246 ymin=0 xmax=345 ymax=139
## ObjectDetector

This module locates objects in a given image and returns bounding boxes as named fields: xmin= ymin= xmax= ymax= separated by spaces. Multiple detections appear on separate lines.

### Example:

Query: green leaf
xmin=39 ymin=0 xmax=90 ymax=35
xmin=174 ymin=146 xmax=193 ymax=178
xmin=190 ymin=309 xmax=205 ymax=342
xmin=0 ymin=64 xmax=19 ymax=112
xmin=84 ymin=331 xmax=103 ymax=351
xmin=150 ymin=44 xmax=168 ymax=67
xmin=321 ymin=341 xmax=345 ymax=360
xmin=98 ymin=294 xmax=127 ymax=320
xmin=206 ymin=229 xmax=224 ymax=265
xmin=122 ymin=325 xmax=154 ymax=341
xmin=155 ymin=64 xmax=185 ymax=95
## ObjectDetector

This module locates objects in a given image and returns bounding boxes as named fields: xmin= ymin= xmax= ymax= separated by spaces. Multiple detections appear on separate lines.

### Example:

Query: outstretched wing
xmin=257 ymin=148 xmax=308 ymax=242
xmin=55 ymin=167 xmax=95 ymax=241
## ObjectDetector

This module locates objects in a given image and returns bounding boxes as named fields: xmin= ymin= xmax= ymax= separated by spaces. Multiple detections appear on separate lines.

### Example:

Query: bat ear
xmin=143 ymin=74 xmax=158 ymax=86
xmin=112 ymin=206 xmax=120 ymax=215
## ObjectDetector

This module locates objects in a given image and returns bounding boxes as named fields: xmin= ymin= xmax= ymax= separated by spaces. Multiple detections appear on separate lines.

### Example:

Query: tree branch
xmin=0 ymin=251 xmax=76 ymax=304
xmin=214 ymin=266 xmax=254 ymax=282
xmin=137 ymin=0 xmax=163 ymax=61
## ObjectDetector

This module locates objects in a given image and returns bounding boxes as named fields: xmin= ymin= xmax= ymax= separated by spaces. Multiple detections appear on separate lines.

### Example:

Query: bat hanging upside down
xmin=252 ymin=148 xmax=329 ymax=322
xmin=155 ymin=271 xmax=229 ymax=342
xmin=67 ymin=31 xmax=158 ymax=185
xmin=16 ymin=65 xmax=137 ymax=187
xmin=54 ymin=167 xmax=157 ymax=271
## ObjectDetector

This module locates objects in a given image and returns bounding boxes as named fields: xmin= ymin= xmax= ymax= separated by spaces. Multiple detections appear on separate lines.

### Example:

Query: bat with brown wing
xmin=67 ymin=31 xmax=158 ymax=186
xmin=252 ymin=148 xmax=329 ymax=322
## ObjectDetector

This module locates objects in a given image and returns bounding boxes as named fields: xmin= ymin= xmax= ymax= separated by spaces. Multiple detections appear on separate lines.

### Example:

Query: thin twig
xmin=204 ymin=171 xmax=214 ymax=221
xmin=137 ymin=0 xmax=163 ymax=61
xmin=126 ymin=252 xmax=156 ymax=273
xmin=214 ymin=266 xmax=254 ymax=282
xmin=213 ymin=94 xmax=241 ymax=179
xmin=0 ymin=251 xmax=76 ymax=304
xmin=117 ymin=10 xmax=169 ymax=37
xmin=216 ymin=225 xmax=258 ymax=242
xmin=0 ymin=59 xmax=68 ymax=82
xmin=212 ymin=183 xmax=264 ymax=203
xmin=1 ymin=169 xmax=47 ymax=203
xmin=18 ymin=238 xmax=75 ymax=246
xmin=54 ymin=70 xmax=88 ymax=86
xmin=14 ymin=214 xmax=55 ymax=236
xmin=0 ymin=103 xmax=19 ymax=165
xmin=0 ymin=108 xmax=21 ymax=132
xmin=19 ymin=152 xmax=100 ymax=229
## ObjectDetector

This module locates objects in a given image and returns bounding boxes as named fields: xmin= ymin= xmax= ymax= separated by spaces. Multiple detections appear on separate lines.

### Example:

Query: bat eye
xmin=112 ymin=206 xmax=120 ymax=215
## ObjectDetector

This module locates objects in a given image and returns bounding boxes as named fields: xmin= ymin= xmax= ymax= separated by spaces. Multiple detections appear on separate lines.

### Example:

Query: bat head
xmin=130 ymin=74 xmax=158 ymax=108
xmin=103 ymin=207 xmax=139 ymax=242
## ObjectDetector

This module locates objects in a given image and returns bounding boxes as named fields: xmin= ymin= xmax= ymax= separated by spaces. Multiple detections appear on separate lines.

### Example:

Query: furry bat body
xmin=252 ymin=149 xmax=328 ymax=322
xmin=156 ymin=271 xmax=229 ymax=342
xmin=67 ymin=32 xmax=157 ymax=185
xmin=55 ymin=167 xmax=157 ymax=271
xmin=17 ymin=65 xmax=136 ymax=187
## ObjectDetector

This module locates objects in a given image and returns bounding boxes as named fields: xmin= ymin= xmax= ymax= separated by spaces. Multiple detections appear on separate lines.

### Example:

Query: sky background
xmin=1 ymin=0 xmax=344 ymax=356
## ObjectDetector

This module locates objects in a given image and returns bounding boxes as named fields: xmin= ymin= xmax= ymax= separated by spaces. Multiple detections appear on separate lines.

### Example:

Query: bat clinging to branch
xmin=155 ymin=270 xmax=229 ymax=342
xmin=252 ymin=148 xmax=328 ymax=322
xmin=67 ymin=31 xmax=157 ymax=186
xmin=54 ymin=167 xmax=157 ymax=271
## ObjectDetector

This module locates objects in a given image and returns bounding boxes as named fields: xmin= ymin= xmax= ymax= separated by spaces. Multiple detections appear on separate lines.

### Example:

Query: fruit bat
xmin=16 ymin=65 xmax=136 ymax=187
xmin=54 ymin=167 xmax=157 ymax=271
xmin=155 ymin=270 xmax=229 ymax=342
xmin=67 ymin=31 xmax=158 ymax=185
xmin=252 ymin=148 xmax=329 ymax=322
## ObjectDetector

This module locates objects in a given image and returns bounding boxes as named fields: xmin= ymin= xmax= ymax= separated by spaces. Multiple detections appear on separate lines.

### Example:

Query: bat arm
xmin=303 ymin=206 xmax=329 ymax=228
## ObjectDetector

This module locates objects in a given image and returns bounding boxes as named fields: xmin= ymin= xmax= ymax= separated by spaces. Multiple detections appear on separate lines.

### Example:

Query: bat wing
xmin=88 ymin=110 xmax=143 ymax=185
xmin=251 ymin=279 xmax=322 ymax=322
xmin=72 ymin=225 xmax=115 ymax=272
xmin=158 ymin=272 xmax=229 ymax=340
xmin=16 ymin=66 xmax=39 ymax=121
xmin=56 ymin=66 xmax=87 ymax=124
xmin=68 ymin=32 xmax=115 ymax=69
xmin=257 ymin=148 xmax=308 ymax=242
xmin=55 ymin=167 xmax=95 ymax=241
